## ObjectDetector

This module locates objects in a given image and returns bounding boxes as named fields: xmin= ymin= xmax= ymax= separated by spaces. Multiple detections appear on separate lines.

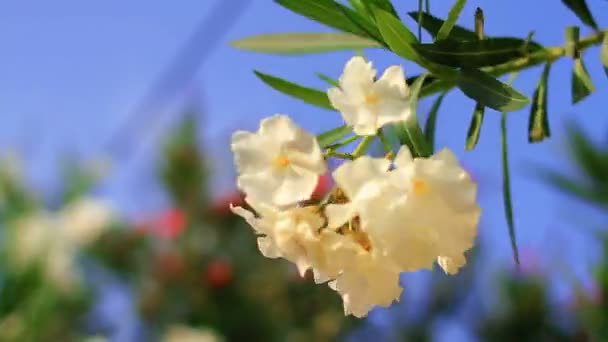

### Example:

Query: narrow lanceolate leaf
xmin=501 ymin=110 xmax=520 ymax=266
xmin=564 ymin=26 xmax=580 ymax=58
xmin=397 ymin=74 xmax=431 ymax=157
xmin=231 ymin=32 xmax=382 ymax=55
xmin=413 ymin=38 xmax=536 ymax=68
xmin=457 ymin=68 xmax=530 ymax=112
xmin=435 ymin=0 xmax=468 ymax=41
xmin=317 ymin=125 xmax=352 ymax=148
xmin=567 ymin=123 xmax=608 ymax=183
xmin=254 ymin=71 xmax=332 ymax=110
xmin=424 ymin=92 xmax=447 ymax=152
xmin=601 ymin=34 xmax=608 ymax=77
xmin=337 ymin=4 xmax=383 ymax=41
xmin=561 ymin=0 xmax=598 ymax=30
xmin=347 ymin=0 xmax=370 ymax=18
xmin=407 ymin=11 xmax=478 ymax=40
xmin=367 ymin=0 xmax=400 ymax=19
xmin=528 ymin=63 xmax=552 ymax=143
xmin=465 ymin=103 xmax=485 ymax=150
xmin=417 ymin=0 xmax=424 ymax=40
xmin=540 ymin=170 xmax=608 ymax=208
xmin=374 ymin=8 xmax=419 ymax=61
xmin=571 ymin=58 xmax=595 ymax=104
xmin=275 ymin=0 xmax=377 ymax=39
xmin=316 ymin=73 xmax=340 ymax=87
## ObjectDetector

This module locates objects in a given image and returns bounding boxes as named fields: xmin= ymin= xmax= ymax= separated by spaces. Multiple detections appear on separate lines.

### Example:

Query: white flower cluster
xmin=10 ymin=198 xmax=115 ymax=292
xmin=231 ymin=57 xmax=480 ymax=317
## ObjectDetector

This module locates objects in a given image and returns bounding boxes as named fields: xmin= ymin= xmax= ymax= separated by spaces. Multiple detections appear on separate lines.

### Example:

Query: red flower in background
xmin=136 ymin=209 xmax=186 ymax=240
xmin=206 ymin=259 xmax=233 ymax=289
xmin=211 ymin=174 xmax=333 ymax=217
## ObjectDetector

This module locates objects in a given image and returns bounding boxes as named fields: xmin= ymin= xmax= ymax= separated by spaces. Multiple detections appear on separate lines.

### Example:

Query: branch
xmin=420 ymin=30 xmax=607 ymax=99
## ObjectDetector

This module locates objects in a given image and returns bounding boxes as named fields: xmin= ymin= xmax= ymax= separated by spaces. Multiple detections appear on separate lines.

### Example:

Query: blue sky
xmin=1 ymin=0 xmax=607 ymax=339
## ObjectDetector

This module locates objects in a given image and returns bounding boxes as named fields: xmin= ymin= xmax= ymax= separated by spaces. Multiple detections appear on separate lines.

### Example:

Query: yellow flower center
xmin=274 ymin=155 xmax=290 ymax=168
xmin=364 ymin=93 xmax=380 ymax=105
xmin=412 ymin=178 xmax=429 ymax=195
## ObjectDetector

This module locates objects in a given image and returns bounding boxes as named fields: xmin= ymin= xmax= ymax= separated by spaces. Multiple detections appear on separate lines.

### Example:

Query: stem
xmin=325 ymin=135 xmax=360 ymax=151
xmin=352 ymin=136 xmax=374 ymax=158
xmin=419 ymin=30 xmax=607 ymax=100
xmin=487 ymin=30 xmax=606 ymax=75
xmin=377 ymin=130 xmax=393 ymax=155
xmin=325 ymin=151 xmax=354 ymax=160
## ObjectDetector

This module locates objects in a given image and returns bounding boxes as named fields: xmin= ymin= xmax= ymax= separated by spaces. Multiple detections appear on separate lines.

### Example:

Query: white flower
xmin=323 ymin=155 xmax=419 ymax=268
xmin=324 ymin=156 xmax=392 ymax=230
xmin=380 ymin=147 xmax=481 ymax=274
xmin=325 ymin=147 xmax=480 ymax=274
xmin=58 ymin=198 xmax=115 ymax=246
xmin=231 ymin=199 xmax=340 ymax=280
xmin=326 ymin=231 xmax=402 ymax=318
xmin=11 ymin=213 xmax=79 ymax=292
xmin=163 ymin=325 xmax=224 ymax=342
xmin=231 ymin=114 xmax=326 ymax=206
xmin=9 ymin=198 xmax=116 ymax=292
xmin=11 ymin=213 xmax=55 ymax=268
xmin=328 ymin=56 xmax=411 ymax=136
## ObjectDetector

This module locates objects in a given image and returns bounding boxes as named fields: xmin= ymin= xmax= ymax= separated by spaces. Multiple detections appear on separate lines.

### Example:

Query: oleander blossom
xmin=328 ymin=56 xmax=411 ymax=136
xmin=231 ymin=143 xmax=480 ymax=317
xmin=231 ymin=85 xmax=480 ymax=317
xmin=384 ymin=147 xmax=480 ymax=274
xmin=231 ymin=114 xmax=326 ymax=207
xmin=230 ymin=198 xmax=341 ymax=282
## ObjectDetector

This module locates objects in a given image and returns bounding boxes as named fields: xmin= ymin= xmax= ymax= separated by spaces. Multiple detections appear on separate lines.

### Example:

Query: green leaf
xmin=465 ymin=102 xmax=485 ymax=150
xmin=368 ymin=0 xmax=400 ymax=19
xmin=317 ymin=125 xmax=352 ymax=148
xmin=316 ymin=73 xmax=340 ymax=87
xmin=571 ymin=58 xmax=595 ymax=104
xmin=337 ymin=4 xmax=384 ymax=41
xmin=424 ymin=92 xmax=446 ymax=152
xmin=528 ymin=63 xmax=551 ymax=143
xmin=420 ymin=78 xmax=454 ymax=98
xmin=407 ymin=74 xmax=438 ymax=88
xmin=374 ymin=8 xmax=419 ymax=61
xmin=474 ymin=7 xmax=484 ymax=40
xmin=347 ymin=0 xmax=370 ymax=17
xmin=564 ymin=26 xmax=580 ymax=58
xmin=501 ymin=110 xmax=520 ymax=265
xmin=417 ymin=0 xmax=424 ymax=41
xmin=561 ymin=0 xmax=598 ymax=30
xmin=456 ymin=68 xmax=530 ymax=112
xmin=408 ymin=11 xmax=478 ymax=40
xmin=601 ymin=34 xmax=608 ymax=77
xmin=540 ymin=169 xmax=608 ymax=208
xmin=275 ymin=0 xmax=379 ymax=39
xmin=566 ymin=123 xmax=608 ymax=184
xmin=231 ymin=32 xmax=381 ymax=55
xmin=435 ymin=0 xmax=468 ymax=41
xmin=254 ymin=70 xmax=332 ymax=110
xmin=396 ymin=74 xmax=431 ymax=157
xmin=413 ymin=38 xmax=536 ymax=68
